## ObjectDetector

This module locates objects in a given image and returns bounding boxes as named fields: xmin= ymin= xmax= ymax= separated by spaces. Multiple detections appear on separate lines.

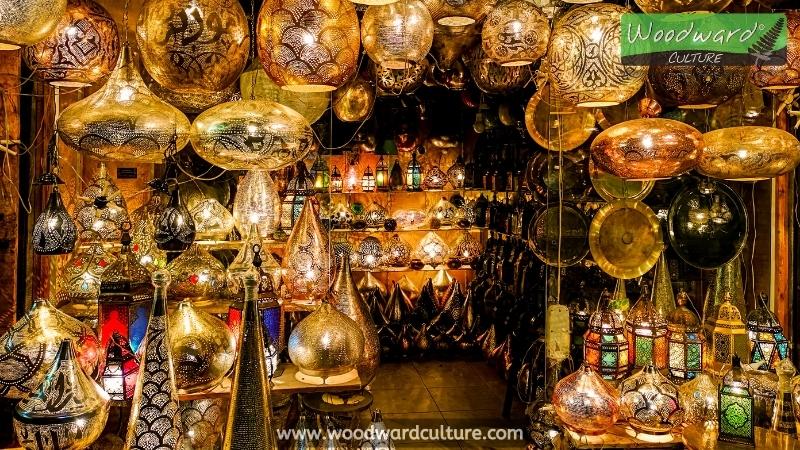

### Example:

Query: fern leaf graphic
xmin=748 ymin=17 xmax=785 ymax=64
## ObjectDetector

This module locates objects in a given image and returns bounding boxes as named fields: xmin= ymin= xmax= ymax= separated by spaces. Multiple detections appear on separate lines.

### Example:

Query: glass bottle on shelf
xmin=473 ymin=193 xmax=489 ymax=228
xmin=771 ymin=358 xmax=797 ymax=436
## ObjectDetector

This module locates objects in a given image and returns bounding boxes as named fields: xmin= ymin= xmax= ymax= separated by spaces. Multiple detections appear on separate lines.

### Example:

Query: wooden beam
xmin=774 ymin=103 xmax=792 ymax=337
xmin=0 ymin=50 xmax=20 ymax=334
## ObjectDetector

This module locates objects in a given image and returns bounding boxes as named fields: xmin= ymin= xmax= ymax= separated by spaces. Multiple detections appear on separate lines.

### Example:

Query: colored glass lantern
xmin=358 ymin=236 xmax=384 ymax=271
xmin=57 ymin=235 xmax=118 ymax=311
xmin=98 ymin=227 xmax=153 ymax=353
xmin=384 ymin=234 xmax=412 ymax=267
xmin=130 ymin=193 xmax=167 ymax=270
xmin=190 ymin=198 xmax=234 ymax=241
xmin=625 ymin=284 xmax=668 ymax=370
xmin=719 ymin=355 xmax=755 ymax=445
xmin=33 ymin=185 xmax=77 ymax=255
xmin=233 ymin=170 xmax=279 ymax=239
xmin=23 ymin=0 xmax=119 ymax=87
xmin=583 ymin=289 xmax=629 ymax=381
xmin=13 ymin=339 xmax=110 ymax=450
xmin=666 ymin=289 xmax=704 ymax=382
xmin=679 ymin=373 xmax=718 ymax=426
xmin=772 ymin=358 xmax=797 ymax=436
xmin=73 ymin=163 xmax=129 ymax=242
xmin=124 ymin=270 xmax=182 ymax=449
xmin=154 ymin=184 xmax=196 ymax=253
xmin=101 ymin=332 xmax=139 ymax=401
xmin=282 ymin=198 xmax=332 ymax=301
xmin=280 ymin=161 xmax=316 ymax=234
xmin=447 ymin=156 xmax=466 ymax=189
xmin=376 ymin=156 xmax=389 ymax=191
xmin=406 ymin=152 xmax=422 ymax=191
xmin=166 ymin=243 xmax=227 ymax=302
xmin=619 ymin=363 xmax=682 ymax=435
xmin=257 ymin=0 xmax=359 ymax=92
xmin=0 ymin=0 xmax=66 ymax=50
xmin=331 ymin=166 xmax=343 ymax=193
xmin=706 ymin=293 xmax=749 ymax=376
xmin=136 ymin=0 xmax=250 ymax=94
xmin=423 ymin=165 xmax=448 ymax=190
xmin=415 ymin=232 xmax=449 ymax=267
xmin=552 ymin=364 xmax=620 ymax=435
xmin=747 ymin=293 xmax=789 ymax=370
xmin=362 ymin=166 xmax=376 ymax=192
xmin=56 ymin=44 xmax=191 ymax=162
xmin=311 ymin=156 xmax=330 ymax=192
xmin=362 ymin=0 xmax=434 ymax=69
xmin=481 ymin=0 xmax=549 ymax=67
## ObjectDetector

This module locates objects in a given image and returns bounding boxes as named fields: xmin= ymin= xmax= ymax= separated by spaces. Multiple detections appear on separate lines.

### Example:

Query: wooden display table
xmin=683 ymin=424 xmax=800 ymax=450
xmin=565 ymin=423 xmax=683 ymax=449
xmin=178 ymin=363 xmax=362 ymax=401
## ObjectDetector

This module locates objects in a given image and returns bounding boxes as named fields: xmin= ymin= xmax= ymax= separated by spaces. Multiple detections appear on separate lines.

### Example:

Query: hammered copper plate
xmin=589 ymin=159 xmax=654 ymax=203
xmin=589 ymin=200 xmax=662 ymax=279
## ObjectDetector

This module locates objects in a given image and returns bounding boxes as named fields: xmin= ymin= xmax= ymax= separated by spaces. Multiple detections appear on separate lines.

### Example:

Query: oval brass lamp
xmin=0 ymin=0 xmax=66 ymax=50
xmin=649 ymin=65 xmax=747 ymax=110
xmin=591 ymin=118 xmax=703 ymax=180
xmin=699 ymin=126 xmax=800 ymax=181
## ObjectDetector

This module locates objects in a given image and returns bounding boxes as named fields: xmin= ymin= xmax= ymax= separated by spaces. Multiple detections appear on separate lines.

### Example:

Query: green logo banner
xmin=621 ymin=13 xmax=788 ymax=66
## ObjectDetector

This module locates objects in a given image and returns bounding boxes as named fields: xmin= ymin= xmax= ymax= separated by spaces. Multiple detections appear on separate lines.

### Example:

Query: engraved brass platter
xmin=589 ymin=159 xmax=654 ymax=203
xmin=589 ymin=200 xmax=663 ymax=279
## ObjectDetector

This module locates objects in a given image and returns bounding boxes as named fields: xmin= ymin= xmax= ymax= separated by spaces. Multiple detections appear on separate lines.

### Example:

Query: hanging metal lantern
xmin=625 ymin=284 xmax=668 ymax=370
xmin=699 ymin=126 xmax=800 ymax=181
xmin=481 ymin=0 xmax=549 ymax=67
xmin=375 ymin=60 xmax=430 ymax=95
xmin=362 ymin=166 xmax=377 ymax=192
xmin=706 ymin=293 xmax=749 ymax=376
xmin=719 ymin=355 xmax=755 ymax=445
xmin=584 ymin=289 xmax=629 ymax=381
xmin=311 ymin=156 xmax=330 ymax=192
xmin=136 ymin=0 xmax=249 ymax=94
xmin=331 ymin=166 xmax=344 ymax=193
xmin=190 ymin=198 xmax=234 ymax=241
xmin=280 ymin=161 xmax=316 ymax=234
xmin=73 ymin=163 xmax=129 ymax=242
xmin=23 ymin=0 xmax=119 ymax=87
xmin=406 ymin=152 xmax=422 ymax=191
xmin=154 ymin=184 xmax=196 ymax=253
xmin=362 ymin=0 xmax=434 ymax=69
xmin=0 ymin=0 xmax=66 ymax=50
xmin=100 ymin=332 xmax=139 ymax=401
xmin=649 ymin=64 xmax=747 ymax=110
xmin=666 ymin=289 xmax=704 ymax=382
xmin=233 ymin=170 xmax=279 ymax=239
xmin=282 ymin=198 xmax=332 ymax=301
xmin=376 ymin=156 xmax=390 ymax=191
xmin=33 ymin=185 xmax=77 ymax=255
xmin=747 ymin=293 xmax=789 ymax=370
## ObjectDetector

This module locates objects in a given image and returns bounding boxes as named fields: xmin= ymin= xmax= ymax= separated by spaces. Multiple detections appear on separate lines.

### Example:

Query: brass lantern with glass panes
xmin=584 ymin=289 xmax=629 ymax=381
xmin=311 ymin=156 xmax=330 ymax=192
xmin=376 ymin=156 xmax=389 ymax=191
xmin=706 ymin=292 xmax=749 ymax=376
xmin=625 ymin=283 xmax=668 ymax=370
xmin=747 ymin=293 xmax=789 ymax=370
xmin=666 ymin=289 xmax=705 ymax=382
xmin=719 ymin=355 xmax=755 ymax=445
xmin=406 ymin=152 xmax=422 ymax=191
xmin=331 ymin=166 xmax=343 ymax=193
xmin=280 ymin=161 xmax=316 ymax=234
xmin=101 ymin=332 xmax=139 ymax=401
xmin=362 ymin=166 xmax=376 ymax=192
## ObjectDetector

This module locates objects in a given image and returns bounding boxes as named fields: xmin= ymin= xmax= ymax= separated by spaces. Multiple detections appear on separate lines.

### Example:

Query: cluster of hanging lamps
xmin=0 ymin=0 xmax=66 ymax=50
xmin=361 ymin=0 xmax=434 ymax=69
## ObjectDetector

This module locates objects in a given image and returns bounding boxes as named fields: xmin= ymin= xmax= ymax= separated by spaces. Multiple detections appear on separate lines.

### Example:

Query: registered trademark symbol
xmin=758 ymin=24 xmax=765 ymax=30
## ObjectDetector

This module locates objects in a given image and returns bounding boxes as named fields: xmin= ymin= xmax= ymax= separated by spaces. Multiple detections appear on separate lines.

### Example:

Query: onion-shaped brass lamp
xmin=452 ymin=231 xmax=482 ymax=265
xmin=357 ymin=236 xmax=383 ymax=270
xmin=429 ymin=197 xmax=457 ymax=225
xmin=751 ymin=11 xmax=800 ymax=91
xmin=719 ymin=355 xmax=755 ymax=445
xmin=423 ymin=166 xmax=448 ymax=190
xmin=23 ymin=0 xmax=119 ymax=87
xmin=481 ymin=0 xmax=549 ymax=67
xmin=746 ymin=293 xmax=789 ymax=370
xmin=706 ymin=293 xmax=749 ymax=376
xmin=625 ymin=284 xmax=668 ymax=370
xmin=233 ymin=170 xmax=279 ymax=239
xmin=13 ymin=339 xmax=110 ymax=450
xmin=591 ymin=118 xmax=703 ymax=180
xmin=384 ymin=234 xmax=412 ymax=267
xmin=375 ymin=60 xmax=430 ymax=95
xmin=57 ymin=44 xmax=191 ymax=162
xmin=547 ymin=3 xmax=648 ymax=107
xmin=552 ymin=364 xmax=620 ymax=435
xmin=364 ymin=202 xmax=388 ymax=230
xmin=362 ymin=0 xmax=434 ymax=69
xmin=73 ymin=163 xmax=129 ymax=242
xmin=57 ymin=235 xmax=117 ymax=311
xmin=0 ymin=0 xmax=66 ymax=50
xmin=190 ymin=100 xmax=315 ymax=171
xmin=136 ymin=0 xmax=250 ymax=94
xmin=166 ymin=244 xmax=227 ymax=302
xmin=282 ymin=198 xmax=332 ymax=301
xmin=679 ymin=373 xmax=718 ymax=426
xmin=699 ymin=126 xmax=800 ymax=181
xmin=619 ymin=363 xmax=682 ymax=435
xmin=258 ymin=0 xmax=360 ymax=92
xmin=190 ymin=198 xmax=234 ymax=241
xmin=584 ymin=289 xmax=629 ymax=381
xmin=666 ymin=289 xmax=704 ymax=382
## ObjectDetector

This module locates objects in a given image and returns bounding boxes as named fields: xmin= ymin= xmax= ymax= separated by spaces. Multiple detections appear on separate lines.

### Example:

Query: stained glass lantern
xmin=280 ymin=161 xmax=316 ymax=234
xmin=666 ymin=289 xmax=704 ymax=382
xmin=165 ymin=244 xmax=227 ymax=302
xmin=429 ymin=197 xmax=457 ymax=226
xmin=311 ymin=156 xmax=330 ymax=192
xmin=57 ymin=235 xmax=118 ymax=313
xmin=13 ymin=339 xmax=110 ymax=450
xmin=679 ymin=373 xmax=718 ymax=426
xmin=258 ymin=0 xmax=359 ymax=92
xmin=73 ymin=163 xmax=129 ymax=242
xmin=362 ymin=166 xmax=377 ymax=192
xmin=423 ymin=165 xmax=448 ymax=190
xmin=619 ymin=363 xmax=682 ymax=435
xmin=358 ymin=236 xmax=384 ymax=271
xmin=136 ymin=0 xmax=250 ymax=94
xmin=452 ymin=231 xmax=482 ymax=265
xmin=98 ymin=227 xmax=153 ymax=353
xmin=282 ymin=198 xmax=332 ymax=301
xmin=361 ymin=0 xmax=434 ymax=69
xmin=406 ymin=152 xmax=423 ymax=191
xmin=706 ymin=293 xmax=749 ymax=376
xmin=190 ymin=198 xmax=234 ymax=241
xmin=23 ymin=0 xmax=119 ymax=87
xmin=331 ymin=166 xmax=343 ymax=193
xmin=233 ymin=170 xmax=279 ymax=239
xmin=364 ymin=202 xmax=388 ymax=228
xmin=747 ymin=293 xmax=789 ymax=370
xmin=583 ymin=289 xmax=629 ymax=381
xmin=376 ymin=156 xmax=390 ymax=191
xmin=0 ymin=0 xmax=66 ymax=50
xmin=154 ymin=184 xmax=196 ymax=253
xmin=447 ymin=156 xmax=466 ymax=189
xmin=33 ymin=185 xmax=77 ymax=255
xmin=481 ymin=0 xmax=549 ymax=67
xmin=415 ymin=232 xmax=449 ymax=267
xmin=552 ymin=364 xmax=620 ymax=435
xmin=719 ymin=355 xmax=755 ymax=445
xmin=101 ymin=332 xmax=139 ymax=401
xmin=624 ymin=284 xmax=668 ymax=370
xmin=384 ymin=234 xmax=412 ymax=267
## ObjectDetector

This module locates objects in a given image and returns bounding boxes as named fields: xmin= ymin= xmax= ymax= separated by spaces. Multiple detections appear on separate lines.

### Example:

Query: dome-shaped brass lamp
xmin=0 ymin=0 xmax=66 ymax=50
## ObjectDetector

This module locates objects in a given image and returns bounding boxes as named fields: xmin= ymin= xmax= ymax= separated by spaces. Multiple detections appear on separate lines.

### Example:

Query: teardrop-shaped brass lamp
xmin=282 ymin=198 xmax=332 ymax=301
xmin=232 ymin=170 xmax=279 ymax=239
xmin=190 ymin=100 xmax=315 ymax=171
xmin=0 ymin=0 xmax=66 ymax=50
xmin=57 ymin=44 xmax=191 ymax=162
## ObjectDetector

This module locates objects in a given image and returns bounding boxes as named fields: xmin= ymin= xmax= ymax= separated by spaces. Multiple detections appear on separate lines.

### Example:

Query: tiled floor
xmin=366 ymin=360 xmax=528 ymax=450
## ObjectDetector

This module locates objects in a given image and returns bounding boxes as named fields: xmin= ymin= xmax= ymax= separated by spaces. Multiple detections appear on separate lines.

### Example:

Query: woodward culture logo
xmin=621 ymin=13 xmax=788 ymax=66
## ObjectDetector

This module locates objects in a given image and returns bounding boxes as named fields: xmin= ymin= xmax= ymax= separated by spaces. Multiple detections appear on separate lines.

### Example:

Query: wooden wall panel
xmin=0 ymin=51 xmax=20 ymax=334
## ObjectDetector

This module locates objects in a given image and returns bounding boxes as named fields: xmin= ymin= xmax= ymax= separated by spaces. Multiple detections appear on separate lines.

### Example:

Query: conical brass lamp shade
xmin=331 ymin=258 xmax=380 ymax=385
xmin=23 ymin=0 xmax=119 ymax=87
xmin=282 ymin=198 xmax=332 ymax=301
xmin=0 ymin=299 xmax=99 ymax=399
xmin=699 ymin=126 xmax=800 ymax=181
xmin=125 ymin=270 xmax=182 ymax=449
xmin=13 ymin=339 xmax=110 ymax=450
xmin=0 ymin=0 xmax=67 ymax=49
xmin=57 ymin=44 xmax=191 ymax=163
xmin=652 ymin=252 xmax=675 ymax=318
xmin=257 ymin=0 xmax=360 ymax=92
xmin=223 ymin=271 xmax=277 ymax=449
xmin=136 ymin=0 xmax=250 ymax=94
xmin=190 ymin=100 xmax=315 ymax=171
xmin=362 ymin=0 xmax=434 ymax=69
xmin=240 ymin=62 xmax=329 ymax=124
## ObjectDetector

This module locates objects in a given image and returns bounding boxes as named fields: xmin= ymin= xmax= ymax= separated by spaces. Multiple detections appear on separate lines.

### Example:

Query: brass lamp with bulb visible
xmin=552 ymin=364 xmax=620 ymax=435
xmin=73 ymin=163 xmax=129 ymax=242
xmin=384 ymin=234 xmax=412 ymax=267
xmin=699 ymin=126 xmax=800 ymax=181
xmin=57 ymin=44 xmax=191 ymax=162
xmin=362 ymin=166 xmax=377 ymax=193
xmin=233 ymin=170 xmax=279 ymax=239
xmin=481 ymin=0 xmax=549 ymax=67
xmin=415 ymin=232 xmax=449 ymax=267
xmin=376 ymin=156 xmax=390 ymax=191
xmin=0 ymin=0 xmax=66 ymax=50
xmin=166 ymin=244 xmax=227 ymax=303
xmin=57 ymin=234 xmax=118 ymax=315
xmin=190 ymin=198 xmax=234 ymax=241
xmin=129 ymin=194 xmax=167 ymax=271
xmin=33 ymin=184 xmax=77 ymax=255
xmin=362 ymin=0 xmax=434 ymax=69
xmin=282 ymin=198 xmax=332 ymax=301
xmin=357 ymin=236 xmax=384 ymax=271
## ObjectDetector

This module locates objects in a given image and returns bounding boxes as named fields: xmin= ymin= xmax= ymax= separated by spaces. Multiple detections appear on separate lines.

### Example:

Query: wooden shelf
xmin=330 ymin=226 xmax=486 ymax=234
xmin=565 ymin=423 xmax=683 ymax=449
xmin=353 ymin=265 xmax=474 ymax=273
xmin=324 ymin=188 xmax=490 ymax=196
